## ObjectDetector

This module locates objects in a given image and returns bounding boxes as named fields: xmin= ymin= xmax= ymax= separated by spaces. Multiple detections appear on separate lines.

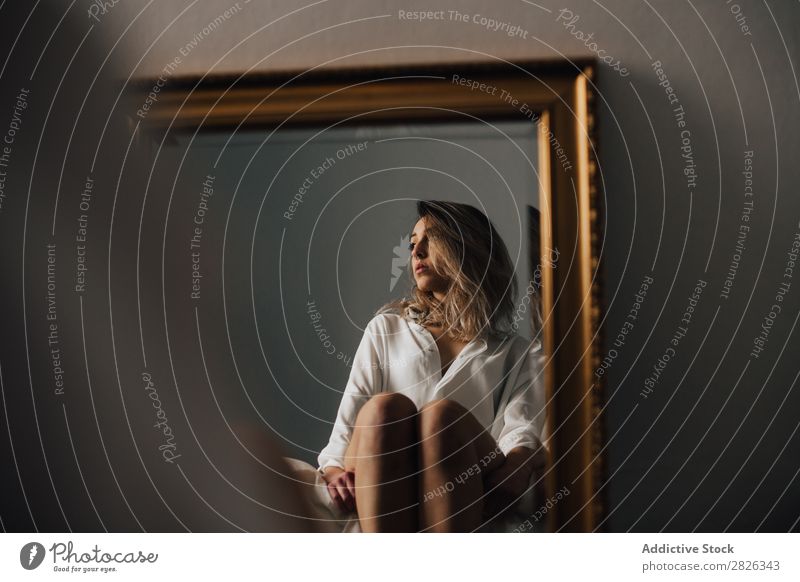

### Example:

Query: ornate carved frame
xmin=128 ymin=58 xmax=604 ymax=532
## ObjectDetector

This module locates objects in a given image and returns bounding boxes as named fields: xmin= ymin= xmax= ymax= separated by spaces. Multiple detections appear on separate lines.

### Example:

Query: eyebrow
xmin=410 ymin=232 xmax=417 ymax=239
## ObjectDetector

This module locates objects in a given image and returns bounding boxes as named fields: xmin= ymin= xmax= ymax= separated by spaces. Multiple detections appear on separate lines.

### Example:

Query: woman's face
xmin=409 ymin=217 xmax=450 ymax=297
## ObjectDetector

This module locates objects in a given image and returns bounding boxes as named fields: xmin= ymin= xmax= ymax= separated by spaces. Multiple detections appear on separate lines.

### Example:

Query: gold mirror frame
xmin=128 ymin=59 xmax=603 ymax=532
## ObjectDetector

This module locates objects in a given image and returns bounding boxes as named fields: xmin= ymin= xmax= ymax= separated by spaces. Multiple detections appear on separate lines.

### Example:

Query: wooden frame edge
xmin=127 ymin=59 xmax=605 ymax=532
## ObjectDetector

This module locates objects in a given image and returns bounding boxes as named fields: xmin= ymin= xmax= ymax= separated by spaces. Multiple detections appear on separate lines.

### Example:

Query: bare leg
xmin=418 ymin=399 xmax=505 ymax=532
xmin=344 ymin=393 xmax=418 ymax=532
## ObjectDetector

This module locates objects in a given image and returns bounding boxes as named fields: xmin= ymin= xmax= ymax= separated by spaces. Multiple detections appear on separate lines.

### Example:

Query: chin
xmin=415 ymin=277 xmax=444 ymax=296
xmin=414 ymin=274 xmax=433 ymax=290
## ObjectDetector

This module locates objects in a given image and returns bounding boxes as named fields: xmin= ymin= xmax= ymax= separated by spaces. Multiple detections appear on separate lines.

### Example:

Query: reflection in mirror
xmin=127 ymin=60 xmax=601 ymax=532
xmin=150 ymin=120 xmax=540 ymax=461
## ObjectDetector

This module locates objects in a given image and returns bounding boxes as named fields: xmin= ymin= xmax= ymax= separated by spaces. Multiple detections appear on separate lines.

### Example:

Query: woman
xmin=318 ymin=200 xmax=547 ymax=532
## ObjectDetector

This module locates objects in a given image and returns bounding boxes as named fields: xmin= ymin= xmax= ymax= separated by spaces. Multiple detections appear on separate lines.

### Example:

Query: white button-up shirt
xmin=318 ymin=312 xmax=547 ymax=471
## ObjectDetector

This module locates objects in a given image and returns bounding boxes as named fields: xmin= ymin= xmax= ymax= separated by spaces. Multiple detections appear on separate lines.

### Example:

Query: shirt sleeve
xmin=495 ymin=343 xmax=547 ymax=455
xmin=317 ymin=316 xmax=384 ymax=471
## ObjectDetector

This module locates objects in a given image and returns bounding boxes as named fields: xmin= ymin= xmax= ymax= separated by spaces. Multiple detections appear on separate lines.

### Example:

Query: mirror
xmin=128 ymin=59 xmax=602 ymax=532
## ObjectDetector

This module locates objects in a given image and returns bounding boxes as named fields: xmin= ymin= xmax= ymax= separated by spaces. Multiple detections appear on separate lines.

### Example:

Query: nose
xmin=413 ymin=241 xmax=427 ymax=259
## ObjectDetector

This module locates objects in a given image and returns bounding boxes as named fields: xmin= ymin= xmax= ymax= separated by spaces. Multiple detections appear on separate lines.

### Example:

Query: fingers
xmin=327 ymin=472 xmax=357 ymax=513
xmin=327 ymin=481 xmax=347 ymax=513
xmin=334 ymin=481 xmax=353 ymax=512
xmin=343 ymin=471 xmax=357 ymax=511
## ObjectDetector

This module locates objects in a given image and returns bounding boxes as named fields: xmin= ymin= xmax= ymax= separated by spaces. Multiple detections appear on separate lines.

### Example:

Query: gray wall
xmin=1 ymin=0 xmax=797 ymax=532
xmin=110 ymin=0 xmax=800 ymax=531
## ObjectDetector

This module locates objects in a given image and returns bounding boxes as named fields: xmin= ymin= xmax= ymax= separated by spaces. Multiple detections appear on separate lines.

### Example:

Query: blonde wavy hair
xmin=379 ymin=200 xmax=518 ymax=341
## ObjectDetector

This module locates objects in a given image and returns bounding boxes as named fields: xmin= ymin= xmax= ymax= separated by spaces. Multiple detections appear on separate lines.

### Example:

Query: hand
xmin=323 ymin=467 xmax=356 ymax=514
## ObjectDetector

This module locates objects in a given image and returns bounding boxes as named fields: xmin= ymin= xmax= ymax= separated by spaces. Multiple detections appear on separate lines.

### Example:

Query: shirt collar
xmin=408 ymin=319 xmax=489 ymax=356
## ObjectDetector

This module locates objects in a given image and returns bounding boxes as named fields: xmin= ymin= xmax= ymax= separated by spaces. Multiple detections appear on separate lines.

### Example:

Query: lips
xmin=414 ymin=263 xmax=428 ymax=274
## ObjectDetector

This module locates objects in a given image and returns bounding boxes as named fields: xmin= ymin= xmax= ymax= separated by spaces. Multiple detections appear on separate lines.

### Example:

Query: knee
xmin=356 ymin=393 xmax=417 ymax=449
xmin=418 ymin=399 xmax=468 ymax=443
xmin=359 ymin=393 xmax=417 ymax=427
